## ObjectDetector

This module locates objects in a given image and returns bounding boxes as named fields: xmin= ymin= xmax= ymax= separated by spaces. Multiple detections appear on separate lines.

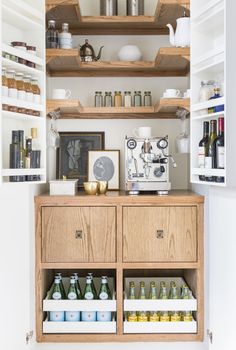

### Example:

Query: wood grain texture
xmin=46 ymin=48 xmax=190 ymax=77
xmin=46 ymin=0 xmax=190 ymax=35
xmin=42 ymin=206 xmax=116 ymax=263
xmin=123 ymin=207 xmax=197 ymax=262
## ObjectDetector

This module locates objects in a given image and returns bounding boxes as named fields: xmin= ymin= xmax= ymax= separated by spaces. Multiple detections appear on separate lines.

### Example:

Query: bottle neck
xmin=203 ymin=122 xmax=209 ymax=138
xmin=218 ymin=118 xmax=224 ymax=136
xmin=210 ymin=121 xmax=217 ymax=136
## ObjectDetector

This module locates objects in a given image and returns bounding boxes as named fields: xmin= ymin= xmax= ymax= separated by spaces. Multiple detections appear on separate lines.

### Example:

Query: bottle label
xmin=52 ymin=292 xmax=61 ymax=300
xmin=49 ymin=311 xmax=64 ymax=322
xmin=68 ymin=292 xmax=77 ymax=300
xmin=198 ymin=147 xmax=205 ymax=168
xmin=8 ymin=88 xmax=18 ymax=99
xmin=2 ymin=86 xmax=8 ymax=97
xmin=81 ymin=311 xmax=96 ymax=322
xmin=65 ymin=311 xmax=80 ymax=322
xmin=149 ymin=312 xmax=159 ymax=322
xmin=26 ymin=92 xmax=34 ymax=102
xmin=84 ymin=292 xmax=94 ymax=300
xmin=18 ymin=90 xmax=26 ymax=101
xmin=205 ymin=157 xmax=212 ymax=169
xmin=217 ymin=146 xmax=225 ymax=168
xmin=97 ymin=311 xmax=112 ymax=322
xmin=99 ymin=292 xmax=108 ymax=300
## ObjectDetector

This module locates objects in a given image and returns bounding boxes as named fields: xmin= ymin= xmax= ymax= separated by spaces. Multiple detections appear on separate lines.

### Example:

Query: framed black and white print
xmin=56 ymin=132 xmax=105 ymax=187
xmin=88 ymin=150 xmax=120 ymax=190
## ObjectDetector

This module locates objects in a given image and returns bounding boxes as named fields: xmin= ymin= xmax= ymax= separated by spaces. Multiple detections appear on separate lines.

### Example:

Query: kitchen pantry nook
xmin=1 ymin=1 xmax=236 ymax=350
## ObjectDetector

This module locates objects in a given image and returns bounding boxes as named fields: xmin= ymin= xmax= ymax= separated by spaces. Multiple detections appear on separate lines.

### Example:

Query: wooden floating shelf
xmin=46 ymin=0 xmax=190 ymax=35
xmin=47 ymin=98 xmax=190 ymax=119
xmin=46 ymin=47 xmax=190 ymax=77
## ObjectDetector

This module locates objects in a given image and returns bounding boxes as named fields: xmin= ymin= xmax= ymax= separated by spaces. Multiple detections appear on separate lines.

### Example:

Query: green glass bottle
xmin=97 ymin=276 xmax=112 ymax=322
xmin=149 ymin=281 xmax=159 ymax=322
xmin=73 ymin=273 xmax=82 ymax=299
xmin=82 ymin=277 xmax=96 ymax=322
xmin=18 ymin=130 xmax=26 ymax=182
xmin=159 ymin=282 xmax=169 ymax=322
xmin=205 ymin=120 xmax=217 ymax=182
xmin=127 ymin=281 xmax=137 ymax=322
xmin=88 ymin=273 xmax=97 ymax=299
xmin=56 ymin=273 xmax=66 ymax=299
xmin=49 ymin=277 xmax=64 ymax=322
xmin=181 ymin=285 xmax=193 ymax=322
xmin=137 ymin=281 xmax=148 ymax=322
xmin=65 ymin=277 xmax=80 ymax=322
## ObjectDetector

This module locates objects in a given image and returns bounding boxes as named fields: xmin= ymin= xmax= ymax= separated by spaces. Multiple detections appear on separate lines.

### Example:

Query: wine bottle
xmin=198 ymin=121 xmax=209 ymax=181
xmin=18 ymin=130 xmax=26 ymax=182
xmin=214 ymin=117 xmax=225 ymax=183
xmin=205 ymin=120 xmax=217 ymax=182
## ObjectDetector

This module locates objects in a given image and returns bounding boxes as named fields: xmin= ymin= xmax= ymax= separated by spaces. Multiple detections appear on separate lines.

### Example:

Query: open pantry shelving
xmin=46 ymin=0 xmax=190 ymax=35
xmin=46 ymin=98 xmax=190 ymax=119
xmin=0 ymin=0 xmax=46 ymax=185
xmin=46 ymin=47 xmax=190 ymax=77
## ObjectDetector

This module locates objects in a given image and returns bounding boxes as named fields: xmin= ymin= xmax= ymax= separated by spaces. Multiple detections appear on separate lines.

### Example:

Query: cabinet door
xmin=42 ymin=207 xmax=116 ymax=263
xmin=123 ymin=207 xmax=197 ymax=262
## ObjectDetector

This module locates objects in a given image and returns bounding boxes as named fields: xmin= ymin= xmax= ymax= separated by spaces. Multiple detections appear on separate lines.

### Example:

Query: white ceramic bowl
xmin=118 ymin=45 xmax=142 ymax=61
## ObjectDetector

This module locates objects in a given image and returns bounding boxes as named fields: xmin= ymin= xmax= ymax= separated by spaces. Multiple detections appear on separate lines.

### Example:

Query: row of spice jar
xmin=2 ymin=68 xmax=41 ymax=116
xmin=95 ymin=91 xmax=152 ymax=108
xmin=2 ymin=41 xmax=37 ymax=69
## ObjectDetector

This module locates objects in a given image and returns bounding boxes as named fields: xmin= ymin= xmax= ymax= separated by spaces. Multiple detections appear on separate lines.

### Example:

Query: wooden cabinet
xmin=35 ymin=191 xmax=204 ymax=343
xmin=123 ymin=206 xmax=197 ymax=262
xmin=42 ymin=206 xmax=116 ymax=263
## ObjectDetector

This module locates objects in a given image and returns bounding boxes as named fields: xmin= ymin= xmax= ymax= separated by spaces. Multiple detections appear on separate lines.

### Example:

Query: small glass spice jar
xmin=11 ymin=41 xmax=27 ymax=51
xmin=134 ymin=91 xmax=142 ymax=107
xmin=144 ymin=91 xmax=152 ymax=106
xmin=124 ymin=91 xmax=132 ymax=107
xmin=24 ymin=75 xmax=34 ymax=103
xmin=27 ymin=61 xmax=36 ymax=69
xmin=114 ymin=91 xmax=122 ymax=107
xmin=15 ymin=72 xmax=26 ymax=114
xmin=27 ymin=45 xmax=36 ymax=56
xmin=95 ymin=91 xmax=103 ymax=107
xmin=6 ymin=70 xmax=18 ymax=103
xmin=104 ymin=91 xmax=112 ymax=107
xmin=2 ymin=68 xmax=9 ymax=111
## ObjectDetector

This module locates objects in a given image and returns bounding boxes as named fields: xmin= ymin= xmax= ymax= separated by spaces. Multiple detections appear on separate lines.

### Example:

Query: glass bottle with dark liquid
xmin=46 ymin=20 xmax=58 ymax=49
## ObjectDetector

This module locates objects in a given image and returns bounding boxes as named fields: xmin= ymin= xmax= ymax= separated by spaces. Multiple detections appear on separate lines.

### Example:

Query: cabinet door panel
xmin=123 ymin=207 xmax=197 ymax=262
xmin=42 ymin=207 xmax=116 ymax=263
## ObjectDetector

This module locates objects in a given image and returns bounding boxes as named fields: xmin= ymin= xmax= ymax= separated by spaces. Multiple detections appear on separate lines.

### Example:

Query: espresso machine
xmin=125 ymin=136 xmax=177 ymax=195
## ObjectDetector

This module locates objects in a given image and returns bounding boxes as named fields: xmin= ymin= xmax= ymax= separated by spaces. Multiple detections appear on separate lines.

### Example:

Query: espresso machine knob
xmin=154 ymin=167 xmax=163 ymax=178
xmin=157 ymin=138 xmax=168 ymax=150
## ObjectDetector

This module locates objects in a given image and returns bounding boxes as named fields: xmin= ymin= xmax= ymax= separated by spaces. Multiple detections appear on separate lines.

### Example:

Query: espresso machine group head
xmin=125 ymin=135 xmax=177 ymax=195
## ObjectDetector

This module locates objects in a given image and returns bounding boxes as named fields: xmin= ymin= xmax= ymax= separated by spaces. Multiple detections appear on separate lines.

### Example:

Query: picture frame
xmin=88 ymin=150 xmax=120 ymax=190
xmin=56 ymin=132 xmax=105 ymax=188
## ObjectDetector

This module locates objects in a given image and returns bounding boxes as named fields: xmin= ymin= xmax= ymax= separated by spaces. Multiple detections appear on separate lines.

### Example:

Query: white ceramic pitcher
xmin=166 ymin=16 xmax=190 ymax=48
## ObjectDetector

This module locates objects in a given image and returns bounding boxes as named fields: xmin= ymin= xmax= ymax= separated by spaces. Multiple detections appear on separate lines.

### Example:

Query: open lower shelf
xmin=46 ymin=98 xmax=190 ymax=119
xmin=46 ymin=0 xmax=190 ymax=35
xmin=46 ymin=48 xmax=190 ymax=77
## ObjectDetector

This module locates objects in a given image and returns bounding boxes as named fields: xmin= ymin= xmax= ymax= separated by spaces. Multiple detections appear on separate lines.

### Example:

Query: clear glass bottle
xmin=148 ymin=281 xmax=159 ymax=322
xmin=114 ymin=91 xmax=122 ymax=107
xmin=59 ymin=23 xmax=72 ymax=49
xmin=104 ymin=91 xmax=112 ymax=107
xmin=134 ymin=91 xmax=142 ymax=107
xmin=124 ymin=91 xmax=132 ymax=107
xmin=65 ymin=277 xmax=80 ymax=322
xmin=46 ymin=20 xmax=58 ymax=49
xmin=144 ymin=91 xmax=152 ymax=106
xmin=127 ymin=281 xmax=137 ymax=322
xmin=137 ymin=281 xmax=148 ymax=322
xmin=159 ymin=282 xmax=169 ymax=322
xmin=95 ymin=91 xmax=103 ymax=107
xmin=181 ymin=285 xmax=193 ymax=322
xmin=169 ymin=283 xmax=181 ymax=322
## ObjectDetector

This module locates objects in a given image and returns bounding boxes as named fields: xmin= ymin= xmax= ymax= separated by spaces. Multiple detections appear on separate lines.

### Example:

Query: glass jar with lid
xmin=134 ymin=91 xmax=142 ymax=107
xmin=24 ymin=75 xmax=34 ymax=103
xmin=95 ymin=91 xmax=103 ymax=107
xmin=15 ymin=73 xmax=26 ymax=114
xmin=7 ymin=70 xmax=17 ymax=99
xmin=114 ymin=91 xmax=122 ymax=107
xmin=104 ymin=91 xmax=112 ymax=107
xmin=59 ymin=23 xmax=72 ymax=49
xmin=2 ymin=67 xmax=8 ymax=97
xmin=144 ymin=91 xmax=152 ymax=107
xmin=199 ymin=80 xmax=215 ymax=102
xmin=31 ymin=78 xmax=41 ymax=104
xmin=124 ymin=91 xmax=132 ymax=107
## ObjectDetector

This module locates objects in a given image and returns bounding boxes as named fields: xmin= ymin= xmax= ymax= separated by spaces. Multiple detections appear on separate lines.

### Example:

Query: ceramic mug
xmin=133 ymin=126 xmax=152 ymax=138
xmin=164 ymin=89 xmax=181 ymax=98
xmin=52 ymin=89 xmax=72 ymax=100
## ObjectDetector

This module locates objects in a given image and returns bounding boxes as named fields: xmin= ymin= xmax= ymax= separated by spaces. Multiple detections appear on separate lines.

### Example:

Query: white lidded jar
xmin=59 ymin=23 xmax=73 ymax=49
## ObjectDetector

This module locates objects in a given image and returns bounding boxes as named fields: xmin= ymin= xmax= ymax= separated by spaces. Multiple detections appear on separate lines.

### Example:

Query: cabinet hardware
xmin=156 ymin=230 xmax=164 ymax=239
xmin=26 ymin=331 xmax=33 ymax=345
xmin=75 ymin=230 xmax=83 ymax=239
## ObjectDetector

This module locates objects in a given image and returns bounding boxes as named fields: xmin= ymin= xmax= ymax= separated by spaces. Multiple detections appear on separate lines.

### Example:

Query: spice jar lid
xmin=134 ymin=91 xmax=141 ymax=94
xmin=95 ymin=91 xmax=102 ymax=94
xmin=105 ymin=91 xmax=112 ymax=94
xmin=144 ymin=91 xmax=151 ymax=94
xmin=11 ymin=41 xmax=27 ymax=47
xmin=24 ymin=74 xmax=32 ymax=79
xmin=15 ymin=72 xmax=24 ymax=77
xmin=26 ymin=46 xmax=36 ymax=51
xmin=124 ymin=91 xmax=131 ymax=94
xmin=6 ymin=69 xmax=16 ymax=74
xmin=114 ymin=91 xmax=121 ymax=94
